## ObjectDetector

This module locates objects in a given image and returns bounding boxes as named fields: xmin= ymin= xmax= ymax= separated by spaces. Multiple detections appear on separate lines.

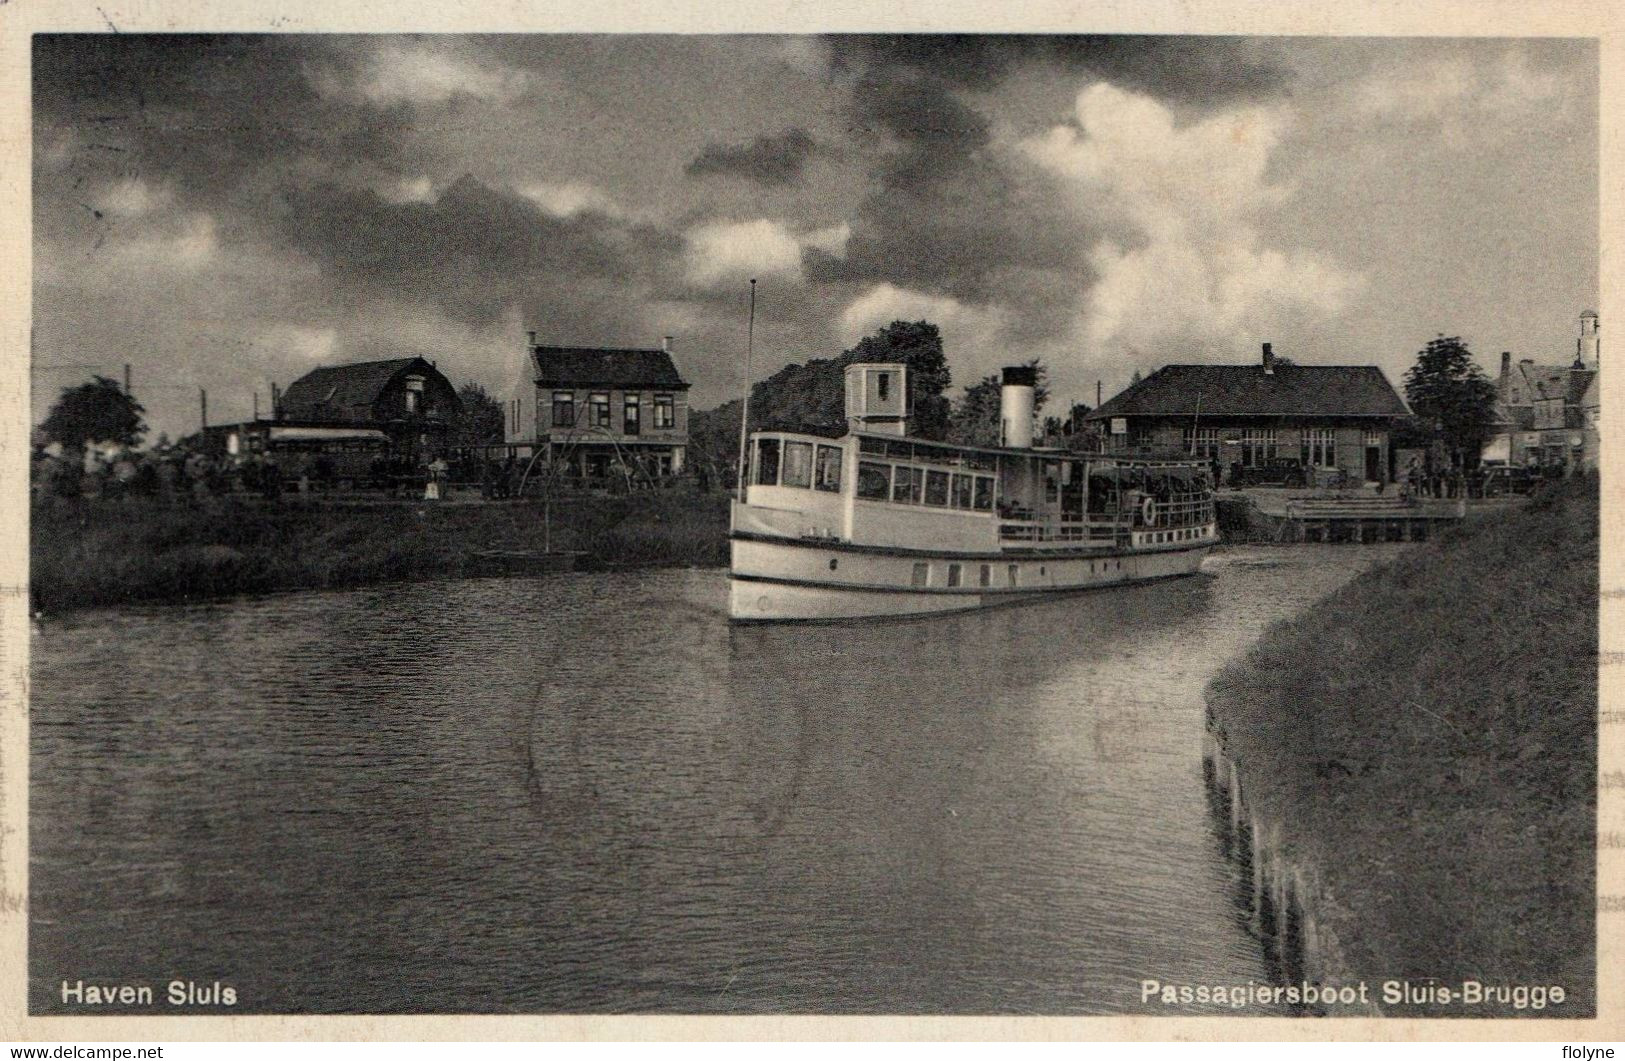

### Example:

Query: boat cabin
xmin=737 ymin=363 xmax=1214 ymax=554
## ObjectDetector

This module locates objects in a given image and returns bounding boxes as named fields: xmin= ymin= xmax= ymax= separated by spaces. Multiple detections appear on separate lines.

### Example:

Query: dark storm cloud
xmin=278 ymin=175 xmax=686 ymax=331
xmin=826 ymin=34 xmax=1286 ymax=102
xmin=33 ymin=35 xmax=414 ymax=227
xmin=685 ymin=128 xmax=818 ymax=186
xmin=799 ymin=34 xmax=1289 ymax=342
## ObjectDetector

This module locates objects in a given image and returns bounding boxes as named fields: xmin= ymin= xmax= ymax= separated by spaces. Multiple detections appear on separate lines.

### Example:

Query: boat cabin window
xmin=857 ymin=461 xmax=891 ymax=500
xmin=754 ymin=438 xmax=781 ymax=486
xmin=951 ymin=473 xmax=974 ymax=510
xmin=973 ymin=476 xmax=994 ymax=511
xmin=815 ymin=445 xmax=843 ymax=492
xmin=893 ymin=466 xmax=922 ymax=504
xmin=924 ymin=469 xmax=951 ymax=507
xmin=783 ymin=441 xmax=814 ymax=488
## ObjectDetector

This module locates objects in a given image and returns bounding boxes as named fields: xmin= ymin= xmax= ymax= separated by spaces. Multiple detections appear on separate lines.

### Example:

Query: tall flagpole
xmin=736 ymin=278 xmax=757 ymax=501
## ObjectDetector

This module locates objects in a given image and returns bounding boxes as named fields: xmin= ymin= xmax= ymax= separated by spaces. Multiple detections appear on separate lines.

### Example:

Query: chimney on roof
xmin=662 ymin=335 xmax=673 ymax=354
xmin=1501 ymin=351 xmax=1511 ymax=378
xmin=1580 ymin=311 xmax=1599 ymax=368
xmin=1262 ymin=342 xmax=1275 ymax=375
xmin=527 ymin=331 xmax=537 ymax=347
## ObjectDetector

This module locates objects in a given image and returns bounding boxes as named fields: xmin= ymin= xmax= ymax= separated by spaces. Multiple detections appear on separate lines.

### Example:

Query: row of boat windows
xmin=1144 ymin=528 xmax=1207 ymax=544
xmin=858 ymin=461 xmax=995 ymax=511
xmin=908 ymin=558 xmax=1123 ymax=588
xmin=754 ymin=439 xmax=844 ymax=492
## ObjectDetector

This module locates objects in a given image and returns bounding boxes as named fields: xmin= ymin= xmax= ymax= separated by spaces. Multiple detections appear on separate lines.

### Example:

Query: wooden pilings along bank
xmin=1201 ymin=713 xmax=1380 ymax=1016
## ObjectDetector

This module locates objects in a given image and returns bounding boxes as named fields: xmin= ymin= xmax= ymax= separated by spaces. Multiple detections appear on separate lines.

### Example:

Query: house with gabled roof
xmin=1484 ymin=311 xmax=1599 ymax=471
xmin=508 ymin=334 xmax=691 ymax=479
xmin=1085 ymin=342 xmax=1410 ymax=485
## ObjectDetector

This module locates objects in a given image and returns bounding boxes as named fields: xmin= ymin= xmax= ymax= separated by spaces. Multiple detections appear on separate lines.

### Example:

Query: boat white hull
xmin=729 ymin=532 xmax=1214 ymax=623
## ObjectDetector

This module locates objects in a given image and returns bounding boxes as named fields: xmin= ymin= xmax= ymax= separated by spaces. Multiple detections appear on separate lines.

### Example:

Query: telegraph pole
xmin=200 ymin=388 xmax=208 ymax=430
xmin=735 ymin=278 xmax=757 ymax=502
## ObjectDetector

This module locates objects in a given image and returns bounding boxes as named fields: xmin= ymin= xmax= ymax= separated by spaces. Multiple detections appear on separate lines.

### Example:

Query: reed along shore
xmin=30 ymin=490 xmax=732 ymax=613
xmin=1204 ymin=474 xmax=1597 ymax=1016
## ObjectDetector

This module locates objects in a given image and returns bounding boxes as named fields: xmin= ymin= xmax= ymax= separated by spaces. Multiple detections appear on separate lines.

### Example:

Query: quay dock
xmin=1229 ymin=490 xmax=1467 ymax=544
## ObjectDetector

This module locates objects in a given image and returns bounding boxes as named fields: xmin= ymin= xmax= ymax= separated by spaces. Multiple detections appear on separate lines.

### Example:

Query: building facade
xmin=206 ymin=356 xmax=461 ymax=472
xmin=508 ymin=338 xmax=690 ymax=479
xmin=1484 ymin=311 xmax=1599 ymax=471
xmin=1085 ymin=344 xmax=1410 ymax=485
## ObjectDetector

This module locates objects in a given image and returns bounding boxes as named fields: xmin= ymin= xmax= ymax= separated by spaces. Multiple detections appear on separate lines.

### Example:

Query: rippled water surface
xmin=30 ymin=546 xmax=1398 ymax=1013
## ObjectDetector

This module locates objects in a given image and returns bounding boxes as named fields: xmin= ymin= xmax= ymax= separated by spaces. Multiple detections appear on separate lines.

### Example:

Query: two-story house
xmin=509 ymin=338 xmax=691 ymax=480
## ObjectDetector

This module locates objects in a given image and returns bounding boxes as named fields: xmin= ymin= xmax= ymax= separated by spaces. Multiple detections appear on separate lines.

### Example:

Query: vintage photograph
xmin=21 ymin=28 xmax=1600 ymax=1021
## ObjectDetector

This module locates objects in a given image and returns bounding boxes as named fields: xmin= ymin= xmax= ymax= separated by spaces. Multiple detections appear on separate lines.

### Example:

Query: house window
xmin=1363 ymin=428 xmax=1383 ymax=447
xmin=551 ymin=391 xmax=575 ymax=428
xmin=857 ymin=461 xmax=891 ymax=500
xmin=893 ymin=466 xmax=922 ymax=505
xmin=754 ymin=438 xmax=780 ymax=485
xmin=654 ymin=394 xmax=675 ymax=430
xmin=589 ymin=392 xmax=611 ymax=428
xmin=623 ymin=394 xmax=641 ymax=436
xmin=1241 ymin=428 xmax=1276 ymax=467
xmin=815 ymin=445 xmax=843 ymax=492
xmin=1183 ymin=426 xmax=1221 ymax=459
xmin=924 ymin=469 xmax=950 ymax=507
xmin=783 ymin=441 xmax=814 ymax=488
xmin=1301 ymin=428 xmax=1336 ymax=468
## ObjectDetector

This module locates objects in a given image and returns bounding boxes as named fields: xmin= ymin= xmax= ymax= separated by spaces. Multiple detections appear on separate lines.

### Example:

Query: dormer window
xmin=404 ymin=375 xmax=425 ymax=415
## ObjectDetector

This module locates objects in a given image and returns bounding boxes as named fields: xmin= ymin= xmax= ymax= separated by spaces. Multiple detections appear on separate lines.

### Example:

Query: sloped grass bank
xmin=1205 ymin=475 xmax=1597 ymax=1016
xmin=30 ymin=491 xmax=731 ymax=612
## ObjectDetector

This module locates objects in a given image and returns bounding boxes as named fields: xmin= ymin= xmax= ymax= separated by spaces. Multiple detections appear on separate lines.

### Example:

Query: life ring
xmin=1141 ymin=495 xmax=1158 ymax=526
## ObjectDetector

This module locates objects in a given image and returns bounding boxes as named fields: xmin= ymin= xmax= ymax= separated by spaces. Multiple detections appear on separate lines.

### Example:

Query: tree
xmin=1403 ymin=335 xmax=1499 ymax=466
xmin=450 ymin=382 xmax=504 ymax=448
xmin=947 ymin=359 xmax=1049 ymax=447
xmin=41 ymin=376 xmax=145 ymax=452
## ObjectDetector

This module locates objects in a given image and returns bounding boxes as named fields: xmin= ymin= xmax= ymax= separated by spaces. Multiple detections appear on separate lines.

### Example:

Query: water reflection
xmin=31 ymin=548 xmax=1397 ymax=1014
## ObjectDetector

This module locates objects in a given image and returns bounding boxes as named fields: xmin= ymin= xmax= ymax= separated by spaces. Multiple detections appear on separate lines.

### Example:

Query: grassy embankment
xmin=1206 ymin=474 xmax=1597 ymax=1015
xmin=30 ymin=490 xmax=731 ymax=612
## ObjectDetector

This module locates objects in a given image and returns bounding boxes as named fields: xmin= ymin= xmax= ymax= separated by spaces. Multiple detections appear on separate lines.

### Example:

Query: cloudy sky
xmin=32 ymin=34 xmax=1597 ymax=441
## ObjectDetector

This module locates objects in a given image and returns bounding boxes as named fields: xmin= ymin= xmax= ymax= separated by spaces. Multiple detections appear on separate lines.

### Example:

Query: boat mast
xmin=736 ymin=278 xmax=757 ymax=502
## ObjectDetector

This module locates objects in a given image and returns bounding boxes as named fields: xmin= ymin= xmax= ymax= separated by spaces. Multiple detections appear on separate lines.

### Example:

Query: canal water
xmin=30 ymin=546 xmax=1398 ymax=1014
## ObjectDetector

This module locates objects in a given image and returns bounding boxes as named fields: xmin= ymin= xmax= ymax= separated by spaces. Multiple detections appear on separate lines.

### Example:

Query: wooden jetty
xmin=1272 ymin=495 xmax=1466 ymax=543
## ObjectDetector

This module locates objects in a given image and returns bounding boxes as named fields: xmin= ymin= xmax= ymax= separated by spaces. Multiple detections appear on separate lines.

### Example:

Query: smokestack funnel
xmin=1262 ymin=342 xmax=1275 ymax=375
xmin=1000 ymin=365 xmax=1037 ymax=449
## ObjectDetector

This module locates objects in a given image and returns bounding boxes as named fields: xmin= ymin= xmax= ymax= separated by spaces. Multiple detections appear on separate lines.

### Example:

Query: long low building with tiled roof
xmin=1086 ymin=343 xmax=1410 ymax=485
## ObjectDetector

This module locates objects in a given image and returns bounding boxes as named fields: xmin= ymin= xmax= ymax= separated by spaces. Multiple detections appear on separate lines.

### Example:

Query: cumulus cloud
xmin=839 ymin=283 xmax=1010 ymax=380
xmin=514 ymin=181 xmax=620 ymax=219
xmin=1024 ymin=82 xmax=1362 ymax=359
xmin=257 ymin=323 xmax=338 ymax=363
xmin=684 ymin=219 xmax=851 ymax=287
xmin=338 ymin=41 xmax=531 ymax=106
xmin=93 ymin=178 xmax=173 ymax=219
xmin=1352 ymin=45 xmax=1577 ymax=130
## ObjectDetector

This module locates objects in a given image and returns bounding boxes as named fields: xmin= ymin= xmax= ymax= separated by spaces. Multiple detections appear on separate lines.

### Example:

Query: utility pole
xmin=200 ymin=388 xmax=208 ymax=430
xmin=123 ymin=363 xmax=131 ymax=395
xmin=253 ymin=392 xmax=259 ymax=421
xmin=1096 ymin=380 xmax=1102 ymax=407
xmin=735 ymin=278 xmax=757 ymax=502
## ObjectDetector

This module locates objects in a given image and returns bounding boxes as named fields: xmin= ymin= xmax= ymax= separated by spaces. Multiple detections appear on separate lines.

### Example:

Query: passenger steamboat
xmin=728 ymin=362 xmax=1217 ymax=623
